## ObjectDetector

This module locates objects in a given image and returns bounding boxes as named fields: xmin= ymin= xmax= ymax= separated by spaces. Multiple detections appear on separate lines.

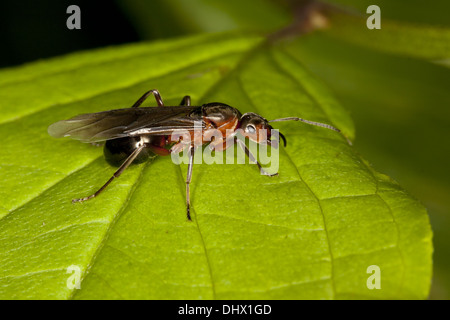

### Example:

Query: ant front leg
xmin=131 ymin=89 xmax=165 ymax=108
xmin=235 ymin=138 xmax=278 ymax=177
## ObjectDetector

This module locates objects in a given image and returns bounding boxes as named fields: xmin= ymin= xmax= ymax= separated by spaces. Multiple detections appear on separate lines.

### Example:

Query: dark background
xmin=0 ymin=0 xmax=139 ymax=68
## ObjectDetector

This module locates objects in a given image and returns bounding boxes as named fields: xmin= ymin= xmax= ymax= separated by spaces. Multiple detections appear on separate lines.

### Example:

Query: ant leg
xmin=185 ymin=144 xmax=195 ymax=220
xmin=72 ymin=144 xmax=146 ymax=203
xmin=179 ymin=95 xmax=191 ymax=106
xmin=235 ymin=138 xmax=278 ymax=177
xmin=131 ymin=89 xmax=164 ymax=108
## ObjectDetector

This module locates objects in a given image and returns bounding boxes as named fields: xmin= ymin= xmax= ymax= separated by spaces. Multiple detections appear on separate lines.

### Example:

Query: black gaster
xmin=104 ymin=136 xmax=155 ymax=166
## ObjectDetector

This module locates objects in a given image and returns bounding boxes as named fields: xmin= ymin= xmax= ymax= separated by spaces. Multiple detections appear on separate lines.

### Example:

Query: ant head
xmin=238 ymin=113 xmax=286 ymax=147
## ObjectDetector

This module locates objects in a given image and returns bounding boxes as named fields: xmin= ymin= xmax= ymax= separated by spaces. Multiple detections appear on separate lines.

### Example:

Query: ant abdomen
xmin=104 ymin=136 xmax=154 ymax=167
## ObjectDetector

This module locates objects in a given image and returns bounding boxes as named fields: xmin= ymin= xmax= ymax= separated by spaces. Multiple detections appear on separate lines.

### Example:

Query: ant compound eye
xmin=246 ymin=124 xmax=256 ymax=134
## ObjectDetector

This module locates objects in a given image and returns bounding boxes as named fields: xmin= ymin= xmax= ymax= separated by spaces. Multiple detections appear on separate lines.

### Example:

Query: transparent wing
xmin=48 ymin=106 xmax=203 ymax=143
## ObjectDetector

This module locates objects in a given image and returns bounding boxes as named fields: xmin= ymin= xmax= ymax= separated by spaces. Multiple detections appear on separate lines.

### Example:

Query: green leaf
xmin=315 ymin=1 xmax=450 ymax=62
xmin=324 ymin=10 xmax=450 ymax=61
xmin=322 ymin=0 xmax=450 ymax=27
xmin=0 ymin=31 xmax=432 ymax=299
xmin=286 ymin=31 xmax=450 ymax=299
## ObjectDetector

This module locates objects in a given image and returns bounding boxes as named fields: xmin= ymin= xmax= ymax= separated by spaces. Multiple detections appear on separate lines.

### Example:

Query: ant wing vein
xmin=48 ymin=106 xmax=202 ymax=142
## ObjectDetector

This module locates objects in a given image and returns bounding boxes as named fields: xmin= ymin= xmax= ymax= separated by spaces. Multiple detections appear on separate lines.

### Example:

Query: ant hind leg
xmin=72 ymin=144 xmax=146 ymax=203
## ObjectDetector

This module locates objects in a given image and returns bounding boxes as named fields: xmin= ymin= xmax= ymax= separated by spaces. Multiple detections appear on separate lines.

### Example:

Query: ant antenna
xmin=269 ymin=117 xmax=340 ymax=133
